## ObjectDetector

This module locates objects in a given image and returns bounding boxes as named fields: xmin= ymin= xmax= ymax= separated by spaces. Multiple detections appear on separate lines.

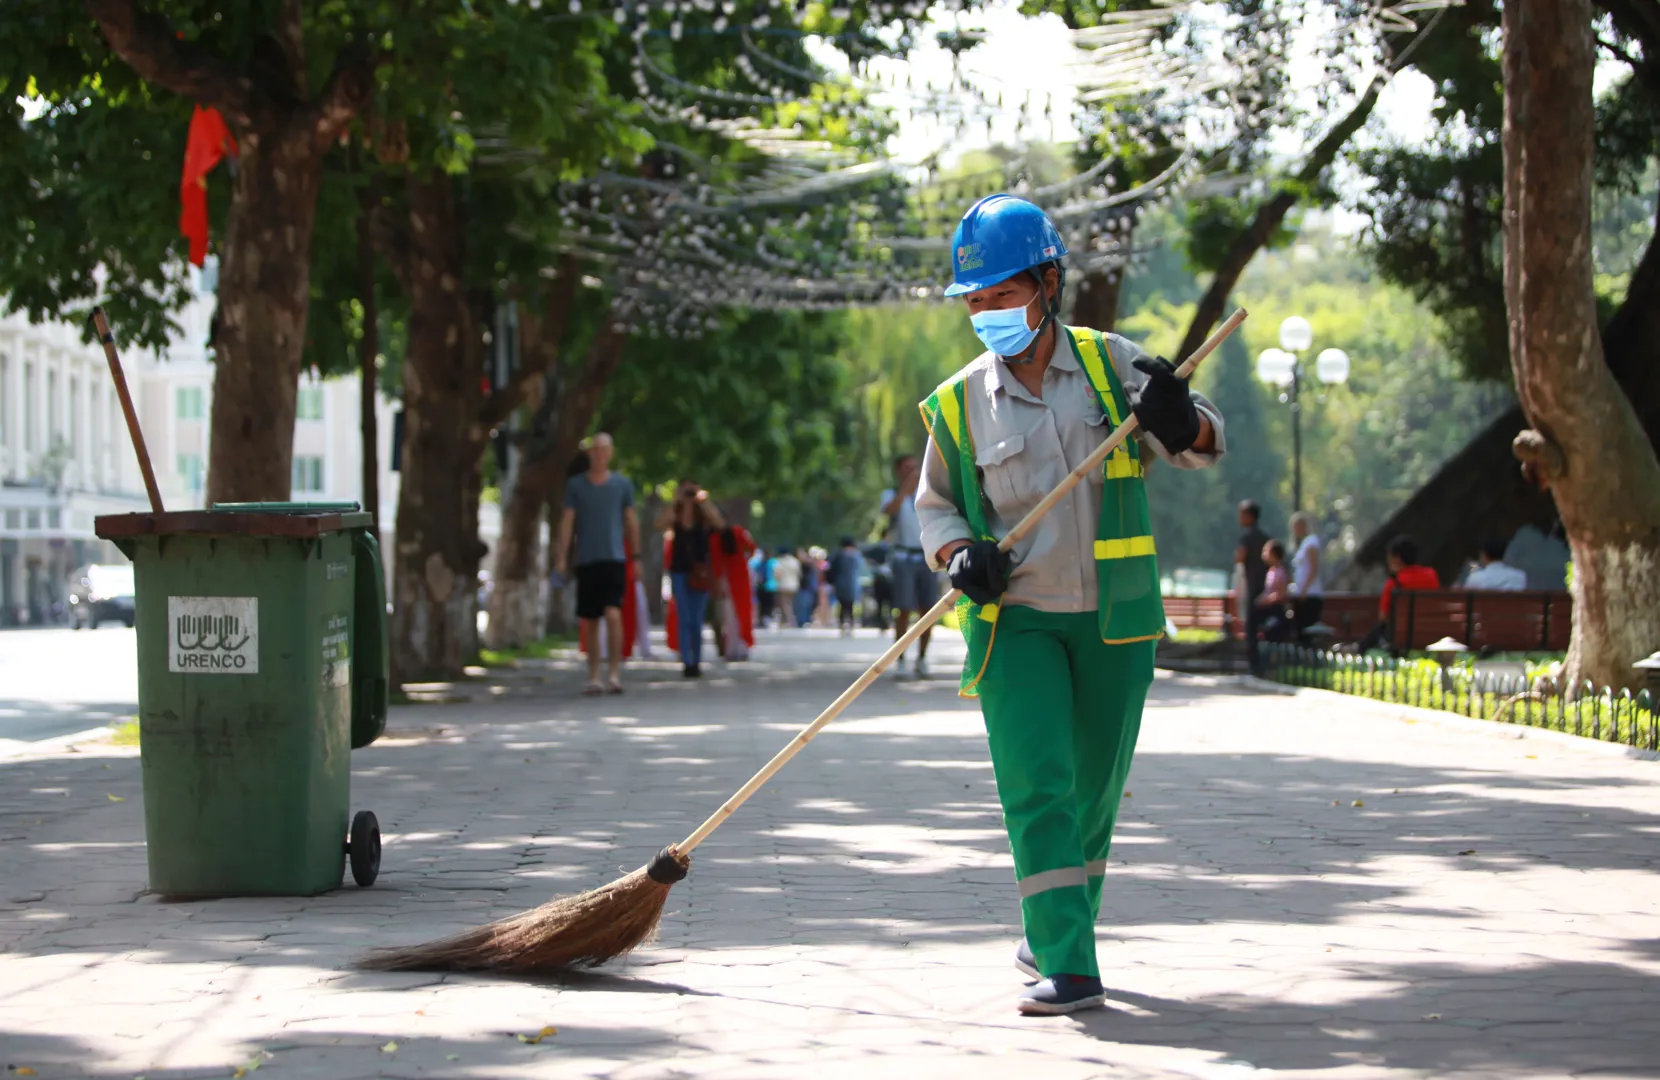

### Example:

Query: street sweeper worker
xmin=916 ymin=194 xmax=1226 ymax=1016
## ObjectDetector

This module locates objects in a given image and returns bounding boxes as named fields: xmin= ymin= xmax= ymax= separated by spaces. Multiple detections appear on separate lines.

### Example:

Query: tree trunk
xmin=389 ymin=171 xmax=487 ymax=684
xmin=203 ymin=128 xmax=327 ymax=502
xmin=358 ymin=168 xmax=380 ymax=530
xmin=1071 ymin=264 xmax=1127 ymax=333
xmin=1502 ymin=0 xmax=1660 ymax=691
xmin=1175 ymin=77 xmax=1384 ymax=361
xmin=487 ymin=320 xmax=630 ymax=648
xmin=87 ymin=0 xmax=371 ymax=504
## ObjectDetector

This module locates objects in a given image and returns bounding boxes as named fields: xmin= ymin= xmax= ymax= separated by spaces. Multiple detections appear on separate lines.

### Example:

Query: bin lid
xmin=95 ymin=501 xmax=374 ymax=540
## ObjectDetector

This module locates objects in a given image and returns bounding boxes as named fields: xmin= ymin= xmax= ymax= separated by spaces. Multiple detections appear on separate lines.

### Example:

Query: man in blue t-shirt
xmin=555 ymin=433 xmax=640 ymax=695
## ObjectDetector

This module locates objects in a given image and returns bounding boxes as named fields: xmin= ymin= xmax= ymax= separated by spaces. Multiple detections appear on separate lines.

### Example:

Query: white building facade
xmin=0 ymin=269 xmax=401 ymax=626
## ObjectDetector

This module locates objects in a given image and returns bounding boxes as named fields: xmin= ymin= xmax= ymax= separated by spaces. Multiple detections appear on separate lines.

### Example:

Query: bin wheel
xmin=347 ymin=810 xmax=381 ymax=887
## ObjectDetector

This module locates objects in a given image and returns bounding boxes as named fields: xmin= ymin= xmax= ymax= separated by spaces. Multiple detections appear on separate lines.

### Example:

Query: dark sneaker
xmin=1018 ymin=974 xmax=1106 ymax=1016
xmin=1014 ymin=939 xmax=1040 ymax=980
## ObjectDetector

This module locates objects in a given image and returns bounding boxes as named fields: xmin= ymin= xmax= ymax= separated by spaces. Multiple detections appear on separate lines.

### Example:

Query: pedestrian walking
xmin=866 ymin=541 xmax=892 ymax=631
xmin=828 ymin=536 xmax=862 ymax=636
xmin=553 ymin=433 xmax=640 ymax=696
xmin=917 ymin=194 xmax=1225 ymax=1014
xmin=810 ymin=546 xmax=834 ymax=627
xmin=658 ymin=481 xmax=725 ymax=678
xmin=792 ymin=547 xmax=818 ymax=628
xmin=772 ymin=546 xmax=802 ymax=628
xmin=881 ymin=454 xmax=936 ymax=676
xmin=1234 ymin=500 xmax=1269 ymax=672
xmin=1288 ymin=511 xmax=1324 ymax=639
xmin=749 ymin=548 xmax=772 ymax=627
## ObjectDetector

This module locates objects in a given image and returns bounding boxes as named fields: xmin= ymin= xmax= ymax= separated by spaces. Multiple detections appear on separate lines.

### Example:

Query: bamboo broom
xmin=358 ymin=308 xmax=1248 ymax=974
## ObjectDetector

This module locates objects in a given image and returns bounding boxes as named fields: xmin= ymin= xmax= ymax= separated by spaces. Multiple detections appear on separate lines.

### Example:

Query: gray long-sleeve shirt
xmin=916 ymin=331 xmax=1225 ymax=614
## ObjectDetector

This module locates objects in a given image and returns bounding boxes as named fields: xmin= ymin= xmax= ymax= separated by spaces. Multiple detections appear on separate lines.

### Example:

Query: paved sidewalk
xmin=3 ymin=629 xmax=1658 ymax=1079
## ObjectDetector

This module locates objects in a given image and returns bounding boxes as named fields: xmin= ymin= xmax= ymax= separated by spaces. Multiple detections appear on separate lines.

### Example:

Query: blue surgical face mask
xmin=969 ymin=291 xmax=1041 ymax=358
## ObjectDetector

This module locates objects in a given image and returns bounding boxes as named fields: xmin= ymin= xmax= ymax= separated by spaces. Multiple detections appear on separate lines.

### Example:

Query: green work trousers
xmin=976 ymin=604 xmax=1154 ymax=979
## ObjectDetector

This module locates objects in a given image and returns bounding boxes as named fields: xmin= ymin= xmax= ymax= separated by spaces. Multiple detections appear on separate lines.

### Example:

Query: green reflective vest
xmin=919 ymin=326 xmax=1165 ymax=697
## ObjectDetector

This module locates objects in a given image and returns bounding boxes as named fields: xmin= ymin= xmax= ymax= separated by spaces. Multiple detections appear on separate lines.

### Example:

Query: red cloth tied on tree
xmin=179 ymin=105 xmax=236 ymax=267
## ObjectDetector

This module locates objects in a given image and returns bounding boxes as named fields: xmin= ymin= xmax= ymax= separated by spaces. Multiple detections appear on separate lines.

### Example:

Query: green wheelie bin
xmin=94 ymin=501 xmax=390 ymax=897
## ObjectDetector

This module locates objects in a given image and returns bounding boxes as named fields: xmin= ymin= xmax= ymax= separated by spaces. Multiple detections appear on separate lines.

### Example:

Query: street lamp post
xmin=1256 ymin=316 xmax=1349 ymax=512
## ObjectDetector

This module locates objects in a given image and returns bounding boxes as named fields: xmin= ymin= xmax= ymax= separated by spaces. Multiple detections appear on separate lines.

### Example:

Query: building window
xmin=176 ymin=386 xmax=205 ymax=421
xmin=296 ymin=386 xmax=325 ymax=422
xmin=292 ymin=455 xmax=325 ymax=493
xmin=47 ymin=369 xmax=58 ymax=443
xmin=177 ymin=453 xmax=204 ymax=493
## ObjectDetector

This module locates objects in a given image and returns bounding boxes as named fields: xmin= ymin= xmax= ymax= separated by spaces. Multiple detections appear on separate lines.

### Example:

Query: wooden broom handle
xmin=91 ymin=308 xmax=165 ymax=515
xmin=674 ymin=308 xmax=1249 ymax=856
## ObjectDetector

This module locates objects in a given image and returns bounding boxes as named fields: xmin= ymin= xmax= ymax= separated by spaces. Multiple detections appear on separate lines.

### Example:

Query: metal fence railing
xmin=1262 ymin=642 xmax=1659 ymax=752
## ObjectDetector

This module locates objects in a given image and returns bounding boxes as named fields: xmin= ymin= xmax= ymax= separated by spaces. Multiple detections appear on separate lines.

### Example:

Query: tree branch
xmin=1596 ymin=0 xmax=1660 ymax=101
xmin=479 ymin=255 xmax=583 ymax=431
xmin=367 ymin=200 xmax=412 ymax=297
xmin=304 ymin=53 xmax=375 ymax=154
xmin=1175 ymin=75 xmax=1385 ymax=359
xmin=84 ymin=0 xmax=262 ymax=130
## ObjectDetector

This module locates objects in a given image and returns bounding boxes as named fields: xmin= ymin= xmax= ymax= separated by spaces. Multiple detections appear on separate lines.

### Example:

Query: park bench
xmin=1388 ymin=589 xmax=1572 ymax=652
xmin=1162 ymin=595 xmax=1231 ymax=634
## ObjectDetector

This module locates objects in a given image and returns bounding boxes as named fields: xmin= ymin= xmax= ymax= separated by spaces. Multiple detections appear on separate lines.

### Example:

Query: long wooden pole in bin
xmin=674 ymin=307 xmax=1249 ymax=856
xmin=91 ymin=307 xmax=164 ymax=515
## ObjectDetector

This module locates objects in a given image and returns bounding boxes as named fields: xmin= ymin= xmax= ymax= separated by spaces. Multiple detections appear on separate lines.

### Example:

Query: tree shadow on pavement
xmin=5 ymin=660 xmax=1659 ymax=1076
xmin=1078 ymin=956 xmax=1660 ymax=1077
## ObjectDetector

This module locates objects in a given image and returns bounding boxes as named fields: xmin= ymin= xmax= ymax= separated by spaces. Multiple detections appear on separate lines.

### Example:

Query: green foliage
xmin=1269 ymin=648 xmax=1659 ymax=749
xmin=1116 ymin=227 xmax=1509 ymax=572
xmin=0 ymin=12 xmax=196 ymax=349
xmin=1346 ymin=9 xmax=1658 ymax=380
xmin=602 ymin=309 xmax=856 ymax=510
xmin=1180 ymin=194 xmax=1300 ymax=275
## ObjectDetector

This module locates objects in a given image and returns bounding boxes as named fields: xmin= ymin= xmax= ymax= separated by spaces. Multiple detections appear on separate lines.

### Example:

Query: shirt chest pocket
xmin=975 ymin=433 xmax=1040 ymax=515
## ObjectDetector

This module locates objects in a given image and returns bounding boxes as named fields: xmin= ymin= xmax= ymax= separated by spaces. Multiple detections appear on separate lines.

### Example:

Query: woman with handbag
xmin=661 ymin=482 xmax=725 ymax=677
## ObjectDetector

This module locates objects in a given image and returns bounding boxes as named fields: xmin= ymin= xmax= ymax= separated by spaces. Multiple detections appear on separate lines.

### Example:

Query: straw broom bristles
xmin=357 ymin=847 xmax=689 ymax=973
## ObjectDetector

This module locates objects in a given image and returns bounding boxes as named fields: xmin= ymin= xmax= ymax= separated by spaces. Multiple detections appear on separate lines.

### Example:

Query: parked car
xmin=69 ymin=564 xmax=136 ymax=629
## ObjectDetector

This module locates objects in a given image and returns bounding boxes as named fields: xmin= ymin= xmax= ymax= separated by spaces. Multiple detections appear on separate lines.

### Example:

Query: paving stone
xmin=1 ymin=629 xmax=1657 ymax=1078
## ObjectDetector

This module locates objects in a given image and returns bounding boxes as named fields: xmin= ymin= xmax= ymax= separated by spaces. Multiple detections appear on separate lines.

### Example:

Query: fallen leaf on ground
xmin=1422 ymin=1013 xmax=1443 ymax=1021
xmin=107 ymin=794 xmax=124 ymax=802
xmin=12 ymin=1068 xmax=37 ymax=1076
xmin=1122 ymin=791 xmax=1133 ymax=798
xmin=446 ymin=1055 xmax=460 ymax=1062
xmin=518 ymin=1026 xmax=558 ymax=1044
xmin=1457 ymin=849 xmax=1477 ymax=856
xmin=1332 ymin=800 xmax=1341 ymax=806
xmin=380 ymin=1042 xmax=398 ymax=1054
xmin=1352 ymin=800 xmax=1364 ymax=808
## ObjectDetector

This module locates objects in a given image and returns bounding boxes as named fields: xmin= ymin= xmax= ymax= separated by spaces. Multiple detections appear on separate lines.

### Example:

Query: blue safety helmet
xmin=944 ymin=195 xmax=1068 ymax=297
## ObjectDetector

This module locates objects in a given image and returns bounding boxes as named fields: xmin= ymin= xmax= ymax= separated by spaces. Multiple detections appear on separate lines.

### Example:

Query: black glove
xmin=1129 ymin=354 xmax=1202 ymax=455
xmin=947 ymin=539 xmax=1014 ymax=607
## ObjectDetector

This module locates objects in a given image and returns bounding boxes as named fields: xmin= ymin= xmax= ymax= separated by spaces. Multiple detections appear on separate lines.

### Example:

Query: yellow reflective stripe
xmin=977 ymin=602 xmax=999 ymax=623
xmin=935 ymin=384 xmax=964 ymax=450
xmin=1070 ymin=328 xmax=1123 ymax=426
xmin=1105 ymin=455 xmax=1143 ymax=480
xmin=1094 ymin=536 xmax=1157 ymax=560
